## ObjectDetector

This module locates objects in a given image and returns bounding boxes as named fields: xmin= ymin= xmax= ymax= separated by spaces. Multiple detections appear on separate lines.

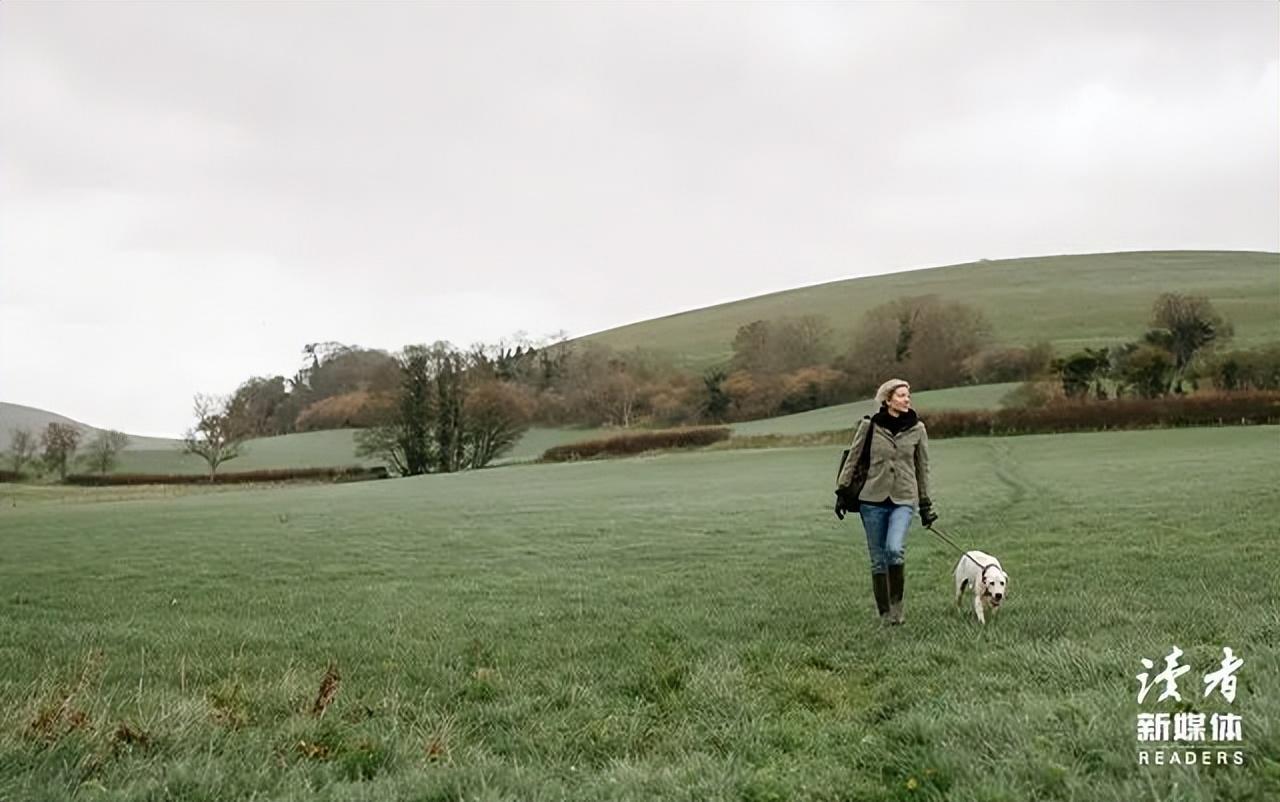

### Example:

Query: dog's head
xmin=981 ymin=565 xmax=1009 ymax=607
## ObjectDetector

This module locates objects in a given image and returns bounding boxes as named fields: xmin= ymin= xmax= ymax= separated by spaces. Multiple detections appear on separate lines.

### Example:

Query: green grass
xmin=583 ymin=251 xmax=1280 ymax=369
xmin=105 ymin=427 xmax=612 ymax=474
xmin=111 ymin=430 xmax=383 ymax=476
xmin=1 ymin=426 xmax=1277 ymax=800
xmin=496 ymin=426 xmax=613 ymax=464
xmin=730 ymin=383 xmax=1017 ymax=437
xmin=502 ymin=384 xmax=1014 ymax=462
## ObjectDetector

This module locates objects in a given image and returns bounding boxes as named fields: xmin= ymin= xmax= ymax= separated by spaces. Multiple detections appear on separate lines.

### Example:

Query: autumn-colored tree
xmin=295 ymin=391 xmax=395 ymax=431
xmin=463 ymin=380 xmax=533 ymax=468
xmin=226 ymin=376 xmax=292 ymax=438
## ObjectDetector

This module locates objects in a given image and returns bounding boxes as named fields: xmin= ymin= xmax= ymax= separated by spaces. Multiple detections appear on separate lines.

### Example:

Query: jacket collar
xmin=872 ymin=407 xmax=919 ymax=434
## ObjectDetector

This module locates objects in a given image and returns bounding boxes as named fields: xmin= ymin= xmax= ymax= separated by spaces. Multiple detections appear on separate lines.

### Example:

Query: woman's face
xmin=888 ymin=385 xmax=912 ymax=414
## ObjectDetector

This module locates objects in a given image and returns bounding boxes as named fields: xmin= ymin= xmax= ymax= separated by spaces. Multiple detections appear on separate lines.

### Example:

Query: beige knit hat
xmin=875 ymin=378 xmax=910 ymax=405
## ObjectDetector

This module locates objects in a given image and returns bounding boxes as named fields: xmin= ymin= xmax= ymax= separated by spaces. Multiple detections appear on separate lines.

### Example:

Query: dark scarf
xmin=872 ymin=406 xmax=918 ymax=435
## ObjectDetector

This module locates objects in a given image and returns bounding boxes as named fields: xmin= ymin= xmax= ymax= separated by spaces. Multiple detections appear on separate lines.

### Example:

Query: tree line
xmin=183 ymin=290 xmax=1280 ymax=475
xmin=1011 ymin=293 xmax=1279 ymax=406
xmin=194 ymin=294 xmax=1013 ymax=452
xmin=5 ymin=424 xmax=130 ymax=480
xmin=9 ymin=289 xmax=1272 ymax=482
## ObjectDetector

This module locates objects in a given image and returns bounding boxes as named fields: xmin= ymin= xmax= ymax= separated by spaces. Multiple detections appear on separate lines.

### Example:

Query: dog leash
xmin=924 ymin=523 xmax=994 ymax=573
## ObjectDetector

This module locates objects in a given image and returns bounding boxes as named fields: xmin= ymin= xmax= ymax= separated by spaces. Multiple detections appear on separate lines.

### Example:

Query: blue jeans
xmin=859 ymin=501 xmax=915 ymax=573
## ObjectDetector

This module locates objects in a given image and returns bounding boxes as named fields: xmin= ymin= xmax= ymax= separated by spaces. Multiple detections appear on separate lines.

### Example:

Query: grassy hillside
xmin=5 ymin=420 xmax=617 ymax=475
xmin=112 ymin=430 xmax=382 ymax=475
xmin=112 ymin=428 xmax=604 ymax=474
xmin=583 ymin=251 xmax=1280 ymax=369
xmin=497 ymin=425 xmax=612 ymax=464
xmin=0 ymin=402 xmax=177 ymax=452
xmin=1 ymin=426 xmax=1276 ymax=800
xmin=49 ymin=383 xmax=1031 ymax=473
xmin=496 ymin=384 xmax=1018 ymax=463
xmin=730 ymin=382 xmax=1016 ymax=437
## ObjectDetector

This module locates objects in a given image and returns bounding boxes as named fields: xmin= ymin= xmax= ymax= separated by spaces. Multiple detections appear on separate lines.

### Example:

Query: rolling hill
xmin=0 ymin=382 xmax=1013 ymax=474
xmin=6 ymin=250 xmax=1275 ymax=467
xmin=0 ymin=402 xmax=179 ymax=453
xmin=581 ymin=250 xmax=1280 ymax=369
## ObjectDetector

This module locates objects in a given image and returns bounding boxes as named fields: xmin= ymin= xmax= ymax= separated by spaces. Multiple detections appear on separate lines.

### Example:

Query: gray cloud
xmin=2 ymin=2 xmax=1276 ymax=435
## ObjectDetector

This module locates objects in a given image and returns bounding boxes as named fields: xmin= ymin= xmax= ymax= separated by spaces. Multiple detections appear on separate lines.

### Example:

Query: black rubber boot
xmin=871 ymin=572 xmax=891 ymax=623
xmin=887 ymin=564 xmax=906 ymax=625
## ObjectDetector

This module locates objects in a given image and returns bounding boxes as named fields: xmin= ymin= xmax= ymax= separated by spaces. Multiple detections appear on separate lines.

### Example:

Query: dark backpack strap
xmin=859 ymin=415 xmax=874 ymax=467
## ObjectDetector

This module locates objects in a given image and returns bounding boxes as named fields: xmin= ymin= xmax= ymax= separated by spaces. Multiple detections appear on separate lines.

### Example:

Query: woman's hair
xmin=875 ymin=378 xmax=910 ymax=404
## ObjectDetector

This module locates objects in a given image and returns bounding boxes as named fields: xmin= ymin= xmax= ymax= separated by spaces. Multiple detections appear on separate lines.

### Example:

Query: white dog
xmin=953 ymin=550 xmax=1008 ymax=624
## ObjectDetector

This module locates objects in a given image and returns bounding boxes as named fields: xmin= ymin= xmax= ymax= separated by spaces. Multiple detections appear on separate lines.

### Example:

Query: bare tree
xmin=183 ymin=394 xmax=245 ymax=481
xmin=7 ymin=427 xmax=38 ymax=474
xmin=731 ymin=316 xmax=834 ymax=375
xmin=81 ymin=430 xmax=130 ymax=475
xmin=774 ymin=315 xmax=834 ymax=371
xmin=354 ymin=420 xmax=412 ymax=477
xmin=40 ymin=422 xmax=82 ymax=480
xmin=841 ymin=296 xmax=992 ymax=392
xmin=463 ymin=380 xmax=533 ymax=468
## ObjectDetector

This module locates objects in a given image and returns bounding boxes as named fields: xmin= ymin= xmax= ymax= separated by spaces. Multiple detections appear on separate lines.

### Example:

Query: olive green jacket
xmin=836 ymin=416 xmax=932 ymax=507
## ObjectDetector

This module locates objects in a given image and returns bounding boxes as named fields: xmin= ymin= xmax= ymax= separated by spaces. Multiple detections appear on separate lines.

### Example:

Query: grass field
xmin=103 ymin=426 xmax=613 ymax=473
xmin=584 ymin=251 xmax=1280 ymax=370
xmin=729 ymin=383 xmax=1017 ymax=437
xmin=63 ymin=383 xmax=1013 ymax=475
xmin=2 ymin=426 xmax=1277 ymax=801
xmin=110 ymin=430 xmax=383 ymax=476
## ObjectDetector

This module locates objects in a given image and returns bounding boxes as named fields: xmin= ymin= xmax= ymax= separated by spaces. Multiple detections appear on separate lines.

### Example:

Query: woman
xmin=834 ymin=378 xmax=936 ymax=625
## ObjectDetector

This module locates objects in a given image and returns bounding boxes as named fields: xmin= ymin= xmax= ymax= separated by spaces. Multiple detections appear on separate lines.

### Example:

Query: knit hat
xmin=875 ymin=378 xmax=910 ymax=405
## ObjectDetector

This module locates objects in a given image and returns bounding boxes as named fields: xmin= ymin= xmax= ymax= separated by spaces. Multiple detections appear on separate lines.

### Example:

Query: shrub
xmin=1000 ymin=379 xmax=1063 ymax=409
xmin=966 ymin=343 xmax=1055 ymax=384
xmin=0 ymin=470 xmax=25 ymax=483
xmin=542 ymin=426 xmax=731 ymax=461
xmin=1201 ymin=345 xmax=1280 ymax=391
xmin=295 ymin=391 xmax=395 ymax=432
xmin=722 ymin=371 xmax=786 ymax=421
xmin=924 ymin=391 xmax=1280 ymax=438
xmin=727 ymin=391 xmax=1280 ymax=451
xmin=779 ymin=366 xmax=846 ymax=415
xmin=645 ymin=376 xmax=700 ymax=427
xmin=64 ymin=466 xmax=389 ymax=486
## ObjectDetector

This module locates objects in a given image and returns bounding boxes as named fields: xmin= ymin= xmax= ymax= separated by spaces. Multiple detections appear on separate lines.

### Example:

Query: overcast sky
xmin=2 ymin=2 xmax=1277 ymax=437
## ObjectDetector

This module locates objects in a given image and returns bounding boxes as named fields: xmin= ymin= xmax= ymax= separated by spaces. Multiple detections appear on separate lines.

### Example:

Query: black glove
xmin=834 ymin=492 xmax=847 ymax=520
xmin=919 ymin=500 xmax=938 ymax=528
